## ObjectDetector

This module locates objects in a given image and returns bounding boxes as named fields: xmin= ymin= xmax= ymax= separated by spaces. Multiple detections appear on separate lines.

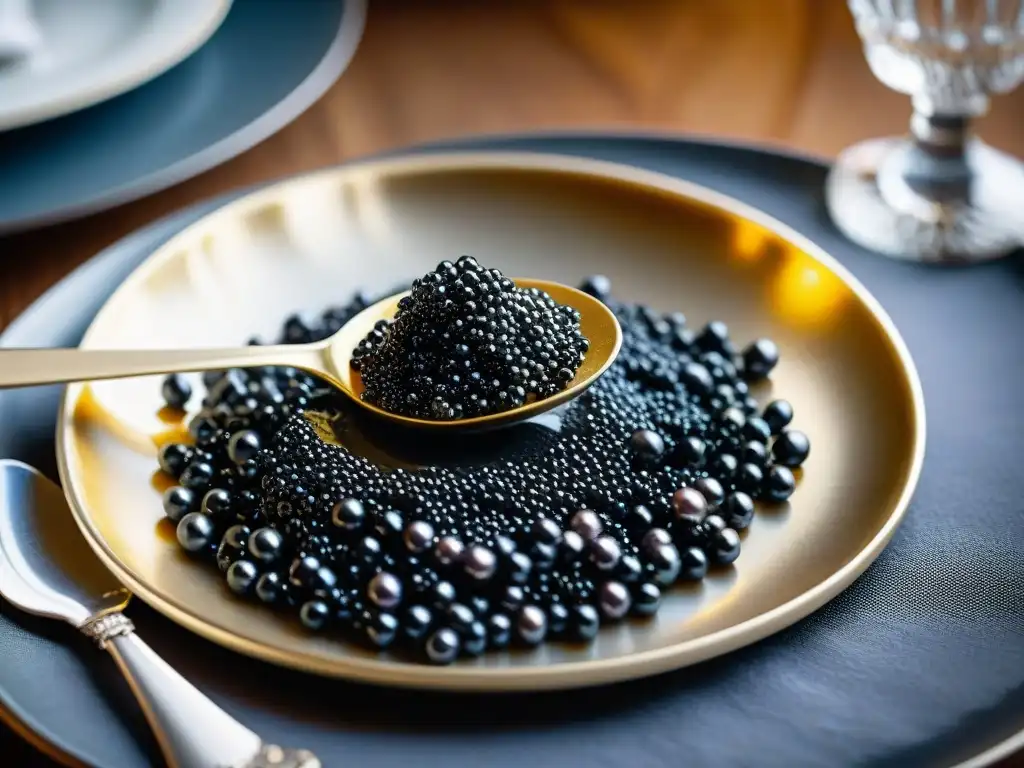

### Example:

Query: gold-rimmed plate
xmin=55 ymin=151 xmax=925 ymax=691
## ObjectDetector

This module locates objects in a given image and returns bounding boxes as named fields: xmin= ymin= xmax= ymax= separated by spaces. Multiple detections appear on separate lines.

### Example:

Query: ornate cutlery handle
xmin=82 ymin=613 xmax=319 ymax=768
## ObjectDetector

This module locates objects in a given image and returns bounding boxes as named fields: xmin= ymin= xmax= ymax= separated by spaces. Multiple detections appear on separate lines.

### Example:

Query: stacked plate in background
xmin=0 ymin=0 xmax=367 ymax=234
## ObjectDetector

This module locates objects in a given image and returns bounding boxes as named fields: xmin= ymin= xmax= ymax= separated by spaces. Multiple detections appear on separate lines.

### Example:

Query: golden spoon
xmin=0 ymin=279 xmax=622 ymax=431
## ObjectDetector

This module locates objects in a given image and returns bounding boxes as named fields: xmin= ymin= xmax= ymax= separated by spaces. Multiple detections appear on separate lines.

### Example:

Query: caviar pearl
xmin=680 ymin=546 xmax=709 ymax=580
xmin=158 ymin=443 xmax=193 ymax=476
xmin=742 ymin=338 xmax=780 ymax=380
xmin=711 ymin=528 xmax=742 ymax=565
xmin=590 ymin=536 xmax=622 ymax=571
xmin=331 ymin=498 xmax=365 ymax=530
xmin=255 ymin=572 xmax=286 ymax=603
xmin=403 ymin=521 xmax=435 ymax=553
xmin=300 ymin=600 xmax=330 ymax=630
xmin=176 ymin=512 xmax=214 ymax=553
xmin=721 ymin=492 xmax=756 ymax=530
xmin=162 ymin=486 xmax=194 ymax=523
xmin=765 ymin=465 xmax=797 ymax=502
xmin=633 ymin=583 xmax=662 ymax=616
xmin=517 ymin=605 xmax=548 ymax=645
xmin=463 ymin=545 xmax=498 ymax=581
xmin=694 ymin=477 xmax=725 ymax=508
xmin=773 ymin=430 xmax=811 ymax=468
xmin=435 ymin=537 xmax=465 ymax=566
xmin=649 ymin=543 xmax=682 ymax=586
xmin=599 ymin=581 xmax=631 ymax=620
xmin=672 ymin=487 xmax=708 ymax=524
xmin=368 ymin=572 xmax=403 ymax=609
xmin=247 ymin=527 xmax=283 ymax=564
xmin=226 ymin=560 xmax=258 ymax=595
xmin=161 ymin=374 xmax=192 ymax=409
xmin=572 ymin=604 xmax=600 ymax=641
xmin=404 ymin=605 xmax=433 ymax=640
xmin=762 ymin=400 xmax=794 ymax=434
xmin=570 ymin=509 xmax=603 ymax=540
xmin=488 ymin=613 xmax=512 ymax=648
xmin=629 ymin=429 xmax=665 ymax=460
xmin=227 ymin=430 xmax=261 ymax=465
xmin=426 ymin=628 xmax=461 ymax=664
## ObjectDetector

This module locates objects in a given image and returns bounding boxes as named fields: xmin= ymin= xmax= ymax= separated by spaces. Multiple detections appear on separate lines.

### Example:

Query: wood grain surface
xmin=1 ymin=1 xmax=1022 ymax=766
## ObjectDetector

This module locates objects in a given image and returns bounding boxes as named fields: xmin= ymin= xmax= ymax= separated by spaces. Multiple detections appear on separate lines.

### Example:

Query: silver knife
xmin=0 ymin=459 xmax=320 ymax=768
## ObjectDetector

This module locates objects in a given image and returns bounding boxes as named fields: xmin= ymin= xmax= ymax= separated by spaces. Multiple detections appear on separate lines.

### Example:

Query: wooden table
xmin=2 ymin=1 xmax=1022 ymax=765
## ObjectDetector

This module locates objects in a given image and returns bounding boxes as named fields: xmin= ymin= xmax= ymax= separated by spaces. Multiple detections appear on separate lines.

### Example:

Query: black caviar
xmin=353 ymin=255 xmax=589 ymax=420
xmin=157 ymin=274 xmax=808 ymax=664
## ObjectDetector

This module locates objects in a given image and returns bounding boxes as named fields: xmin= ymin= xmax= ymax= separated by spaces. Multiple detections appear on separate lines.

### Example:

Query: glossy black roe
xmin=773 ymin=430 xmax=811 ymax=468
xmin=353 ymin=257 xmax=589 ymax=420
xmin=159 ymin=273 xmax=806 ymax=666
xmin=161 ymin=374 xmax=192 ymax=410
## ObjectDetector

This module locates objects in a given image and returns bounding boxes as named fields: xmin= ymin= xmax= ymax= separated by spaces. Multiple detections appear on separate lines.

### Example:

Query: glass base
xmin=825 ymin=136 xmax=1024 ymax=264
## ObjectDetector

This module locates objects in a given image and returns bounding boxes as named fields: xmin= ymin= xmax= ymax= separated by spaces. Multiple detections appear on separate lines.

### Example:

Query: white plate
xmin=0 ymin=0 xmax=231 ymax=131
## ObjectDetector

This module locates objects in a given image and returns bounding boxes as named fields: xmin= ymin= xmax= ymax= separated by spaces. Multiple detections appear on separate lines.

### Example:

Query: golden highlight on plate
xmin=57 ymin=152 xmax=923 ymax=690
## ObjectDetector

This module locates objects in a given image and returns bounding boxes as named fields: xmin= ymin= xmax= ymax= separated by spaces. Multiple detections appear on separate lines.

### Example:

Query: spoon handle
xmin=0 ymin=344 xmax=328 ymax=388
xmin=85 ymin=613 xmax=319 ymax=768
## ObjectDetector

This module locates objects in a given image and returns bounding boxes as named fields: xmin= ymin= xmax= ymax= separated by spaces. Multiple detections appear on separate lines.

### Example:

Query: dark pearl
xmin=590 ymin=536 xmax=622 ymax=571
xmin=426 ymin=628 xmax=461 ymax=664
xmin=201 ymin=488 xmax=232 ymax=517
xmin=649 ymin=543 xmax=682 ymax=586
xmin=500 ymin=585 xmax=525 ymax=613
xmin=435 ymin=536 xmax=465 ymax=566
xmin=161 ymin=486 xmax=194 ymax=523
xmin=742 ymin=338 xmax=780 ymax=380
xmin=742 ymin=417 xmax=772 ymax=443
xmin=157 ymin=443 xmax=193 ymax=477
xmin=711 ymin=527 xmax=742 ymax=565
xmin=180 ymin=461 xmax=214 ymax=491
xmin=599 ymin=581 xmax=631 ymax=620
xmin=570 ymin=509 xmax=603 ymax=540
xmin=227 ymin=430 xmax=261 ymax=465
xmin=773 ymin=430 xmax=810 ymax=468
xmin=672 ymin=487 xmax=708 ymax=524
xmin=741 ymin=440 xmax=768 ymax=465
xmin=559 ymin=531 xmax=586 ymax=560
xmin=617 ymin=554 xmax=643 ymax=583
xmin=681 ymin=362 xmax=714 ymax=396
xmin=680 ymin=546 xmax=709 ymax=580
xmin=633 ymin=583 xmax=661 ymax=616
xmin=517 ymin=605 xmax=547 ymax=645
xmin=532 ymin=517 xmax=562 ymax=545
xmin=671 ymin=436 xmax=706 ymax=468
xmin=488 ymin=613 xmax=513 ymax=648
xmin=708 ymin=453 xmax=738 ymax=480
xmin=462 ymin=621 xmax=488 ymax=656
xmin=625 ymin=504 xmax=654 ymax=531
xmin=762 ymin=399 xmax=794 ymax=434
xmin=176 ymin=512 xmax=214 ymax=553
xmin=629 ymin=429 xmax=665 ymax=460
xmin=300 ymin=600 xmax=330 ymax=630
xmin=703 ymin=514 xmax=727 ymax=533
xmin=226 ymin=560 xmax=258 ymax=595
xmin=368 ymin=572 xmax=403 ymax=609
xmin=571 ymin=604 xmax=601 ymax=641
xmin=548 ymin=603 xmax=570 ymax=636
xmin=463 ymin=545 xmax=498 ymax=581
xmin=247 ymin=527 xmax=283 ymax=564
xmin=255 ymin=572 xmax=286 ymax=603
xmin=432 ymin=580 xmax=457 ymax=607
xmin=331 ymin=498 xmax=366 ymax=531
xmin=403 ymin=605 xmax=433 ymax=640
xmin=580 ymin=274 xmax=612 ymax=300
xmin=765 ymin=465 xmax=797 ymax=502
xmin=735 ymin=462 xmax=765 ymax=493
xmin=721 ymin=492 xmax=756 ymax=530
xmin=642 ymin=528 xmax=673 ymax=553
xmin=694 ymin=477 xmax=725 ymax=508
xmin=447 ymin=603 xmax=476 ymax=633
xmin=508 ymin=551 xmax=533 ymax=584
xmin=403 ymin=520 xmax=435 ymax=553
xmin=367 ymin=612 xmax=399 ymax=648
xmin=161 ymin=373 xmax=192 ymax=409
xmin=217 ymin=525 xmax=250 ymax=572
xmin=288 ymin=555 xmax=320 ymax=588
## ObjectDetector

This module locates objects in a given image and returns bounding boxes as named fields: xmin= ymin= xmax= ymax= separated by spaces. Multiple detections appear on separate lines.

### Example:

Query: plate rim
xmin=0 ymin=0 xmax=234 ymax=132
xmin=0 ymin=0 xmax=367 ymax=235
xmin=55 ymin=148 xmax=927 ymax=692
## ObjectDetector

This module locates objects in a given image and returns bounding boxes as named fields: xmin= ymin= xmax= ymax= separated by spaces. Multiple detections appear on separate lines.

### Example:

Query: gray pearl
xmin=570 ymin=509 xmax=603 ymax=540
xmin=590 ymin=536 xmax=622 ymax=571
xmin=672 ymin=487 xmax=708 ymax=524
xmin=368 ymin=572 xmax=403 ymax=609
xmin=426 ymin=627 xmax=461 ymax=664
xmin=599 ymin=581 xmax=632 ymax=620
xmin=463 ymin=545 xmax=498 ymax=581
xmin=694 ymin=477 xmax=726 ymax=508
xmin=331 ymin=498 xmax=365 ymax=531
xmin=517 ymin=605 xmax=548 ymax=645
xmin=226 ymin=560 xmax=258 ymax=595
xmin=435 ymin=536 xmax=465 ymax=566
xmin=650 ymin=543 xmax=682 ymax=586
xmin=176 ymin=512 xmax=214 ymax=552
xmin=403 ymin=520 xmax=435 ymax=553
xmin=642 ymin=527 xmax=672 ymax=554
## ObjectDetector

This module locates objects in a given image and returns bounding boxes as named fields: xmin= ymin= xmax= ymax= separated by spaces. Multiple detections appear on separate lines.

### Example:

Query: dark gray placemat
xmin=1 ymin=135 xmax=1022 ymax=768
xmin=0 ymin=0 xmax=366 ymax=234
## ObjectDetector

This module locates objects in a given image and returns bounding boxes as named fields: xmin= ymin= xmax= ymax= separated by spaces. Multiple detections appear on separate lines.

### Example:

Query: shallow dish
xmin=0 ymin=0 xmax=231 ymax=131
xmin=56 ymin=151 xmax=925 ymax=691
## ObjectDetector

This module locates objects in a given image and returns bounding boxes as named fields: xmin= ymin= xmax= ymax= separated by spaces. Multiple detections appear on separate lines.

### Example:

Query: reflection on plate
xmin=0 ymin=0 xmax=232 ymax=131
xmin=57 ymin=151 xmax=925 ymax=691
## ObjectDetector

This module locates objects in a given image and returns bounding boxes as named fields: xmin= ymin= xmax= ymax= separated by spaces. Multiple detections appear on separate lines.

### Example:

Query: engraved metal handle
xmin=0 ymin=343 xmax=329 ymax=389
xmin=83 ymin=614 xmax=319 ymax=768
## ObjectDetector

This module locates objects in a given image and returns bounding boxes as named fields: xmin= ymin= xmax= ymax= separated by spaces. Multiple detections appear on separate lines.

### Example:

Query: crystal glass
xmin=826 ymin=0 xmax=1024 ymax=263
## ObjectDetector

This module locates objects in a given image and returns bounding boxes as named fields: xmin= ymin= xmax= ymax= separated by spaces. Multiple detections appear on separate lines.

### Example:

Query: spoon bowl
xmin=0 ymin=279 xmax=622 ymax=432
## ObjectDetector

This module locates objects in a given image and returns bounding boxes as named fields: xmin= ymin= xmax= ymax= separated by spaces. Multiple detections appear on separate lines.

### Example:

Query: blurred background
xmin=4 ymin=0 xmax=1023 ymax=328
